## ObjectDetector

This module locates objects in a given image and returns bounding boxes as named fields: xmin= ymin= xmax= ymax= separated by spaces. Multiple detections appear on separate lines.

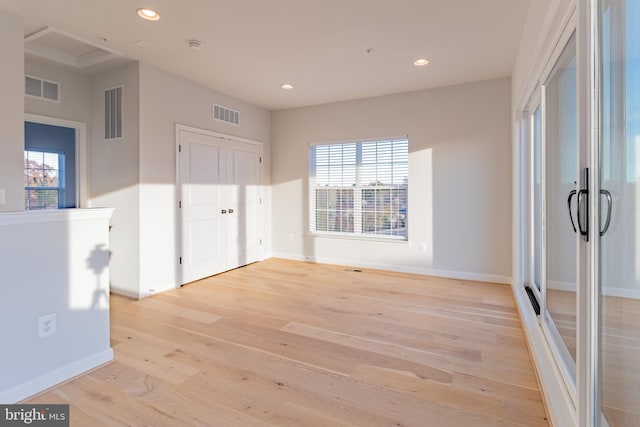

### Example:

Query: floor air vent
xmin=213 ymin=104 xmax=239 ymax=125
xmin=525 ymin=286 xmax=541 ymax=316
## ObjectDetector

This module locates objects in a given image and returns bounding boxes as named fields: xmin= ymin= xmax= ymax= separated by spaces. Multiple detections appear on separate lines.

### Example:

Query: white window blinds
xmin=309 ymin=138 xmax=408 ymax=239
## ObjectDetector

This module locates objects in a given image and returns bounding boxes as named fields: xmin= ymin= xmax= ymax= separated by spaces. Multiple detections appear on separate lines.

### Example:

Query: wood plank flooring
xmin=24 ymin=259 xmax=549 ymax=426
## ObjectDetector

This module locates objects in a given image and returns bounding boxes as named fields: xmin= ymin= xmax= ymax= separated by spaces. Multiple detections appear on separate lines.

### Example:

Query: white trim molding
xmin=1 ymin=349 xmax=113 ymax=404
xmin=272 ymin=253 xmax=512 ymax=285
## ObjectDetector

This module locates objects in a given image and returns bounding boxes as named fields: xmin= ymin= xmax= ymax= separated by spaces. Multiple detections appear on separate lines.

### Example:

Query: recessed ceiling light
xmin=136 ymin=8 xmax=160 ymax=21
xmin=414 ymin=58 xmax=430 ymax=67
xmin=280 ymin=83 xmax=294 ymax=90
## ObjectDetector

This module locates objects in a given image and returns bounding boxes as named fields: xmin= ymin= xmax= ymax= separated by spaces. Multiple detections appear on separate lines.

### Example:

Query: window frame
xmin=24 ymin=149 xmax=66 ymax=210
xmin=308 ymin=137 xmax=409 ymax=241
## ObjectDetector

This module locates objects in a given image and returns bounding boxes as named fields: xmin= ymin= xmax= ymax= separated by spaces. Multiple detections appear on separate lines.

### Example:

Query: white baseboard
xmin=271 ymin=252 xmax=512 ymax=284
xmin=602 ymin=287 xmax=640 ymax=300
xmin=111 ymin=282 xmax=178 ymax=300
xmin=543 ymin=281 xmax=640 ymax=300
xmin=109 ymin=286 xmax=141 ymax=299
xmin=547 ymin=280 xmax=576 ymax=292
xmin=1 ymin=348 xmax=114 ymax=404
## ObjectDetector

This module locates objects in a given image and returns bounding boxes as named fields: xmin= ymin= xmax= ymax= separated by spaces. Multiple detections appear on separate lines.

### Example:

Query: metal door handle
xmin=221 ymin=209 xmax=227 ymax=214
xmin=228 ymin=209 xmax=234 ymax=214
xmin=577 ymin=189 xmax=589 ymax=238
xmin=600 ymin=189 xmax=612 ymax=236
xmin=576 ymin=167 xmax=589 ymax=241
xmin=567 ymin=189 xmax=578 ymax=233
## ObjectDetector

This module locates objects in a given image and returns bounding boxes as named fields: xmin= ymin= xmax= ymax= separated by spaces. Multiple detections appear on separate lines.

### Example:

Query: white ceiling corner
xmin=24 ymin=26 xmax=122 ymax=69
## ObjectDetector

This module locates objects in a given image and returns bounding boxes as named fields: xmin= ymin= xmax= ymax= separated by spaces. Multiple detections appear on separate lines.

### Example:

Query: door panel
xmin=525 ymin=29 xmax=579 ymax=398
xmin=543 ymin=32 xmax=578 ymax=371
xmin=179 ymin=129 xmax=262 ymax=285
xmin=532 ymin=104 xmax=543 ymax=294
xmin=599 ymin=0 xmax=640 ymax=424
xmin=227 ymin=142 xmax=262 ymax=267
xmin=180 ymin=131 xmax=226 ymax=283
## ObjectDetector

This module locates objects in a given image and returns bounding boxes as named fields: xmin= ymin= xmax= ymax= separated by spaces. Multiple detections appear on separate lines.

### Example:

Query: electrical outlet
xmin=0 ymin=188 xmax=5 ymax=205
xmin=38 ymin=314 xmax=56 ymax=338
xmin=287 ymin=233 xmax=294 ymax=242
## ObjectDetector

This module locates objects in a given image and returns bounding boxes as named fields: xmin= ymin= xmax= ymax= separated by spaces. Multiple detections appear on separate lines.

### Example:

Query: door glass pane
xmin=600 ymin=0 xmax=640 ymax=424
xmin=545 ymin=32 xmax=578 ymax=369
xmin=533 ymin=105 xmax=542 ymax=291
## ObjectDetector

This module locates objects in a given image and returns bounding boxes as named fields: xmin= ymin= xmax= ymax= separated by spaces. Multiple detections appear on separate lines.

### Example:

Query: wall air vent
xmin=213 ymin=104 xmax=239 ymax=126
xmin=104 ymin=86 xmax=123 ymax=140
xmin=25 ymin=75 xmax=60 ymax=102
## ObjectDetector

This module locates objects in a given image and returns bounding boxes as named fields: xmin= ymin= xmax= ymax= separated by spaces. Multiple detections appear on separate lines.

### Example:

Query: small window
xmin=25 ymin=75 xmax=60 ymax=102
xmin=309 ymin=138 xmax=408 ymax=240
xmin=24 ymin=150 xmax=65 ymax=210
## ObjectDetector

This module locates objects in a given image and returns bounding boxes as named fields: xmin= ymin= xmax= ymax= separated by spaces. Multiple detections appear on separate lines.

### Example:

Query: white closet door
xmin=226 ymin=141 xmax=262 ymax=269
xmin=179 ymin=130 xmax=227 ymax=283
xmin=178 ymin=128 xmax=263 ymax=285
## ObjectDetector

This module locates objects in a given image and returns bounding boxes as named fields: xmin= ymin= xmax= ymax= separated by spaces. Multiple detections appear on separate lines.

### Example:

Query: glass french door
xmin=522 ymin=1 xmax=640 ymax=424
xmin=542 ymin=31 xmax=579 ymax=391
xmin=598 ymin=0 xmax=640 ymax=425
xmin=525 ymin=27 xmax=580 ymax=401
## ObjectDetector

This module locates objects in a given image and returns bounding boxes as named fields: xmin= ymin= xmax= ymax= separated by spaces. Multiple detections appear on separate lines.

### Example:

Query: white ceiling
xmin=0 ymin=0 xmax=531 ymax=111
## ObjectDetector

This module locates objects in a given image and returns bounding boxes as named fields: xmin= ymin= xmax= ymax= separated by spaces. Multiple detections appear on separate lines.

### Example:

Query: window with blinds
xmin=309 ymin=138 xmax=408 ymax=240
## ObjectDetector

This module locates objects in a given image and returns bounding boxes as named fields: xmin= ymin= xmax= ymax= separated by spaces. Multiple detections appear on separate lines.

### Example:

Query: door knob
xmin=221 ymin=209 xmax=227 ymax=214
xmin=228 ymin=209 xmax=234 ymax=214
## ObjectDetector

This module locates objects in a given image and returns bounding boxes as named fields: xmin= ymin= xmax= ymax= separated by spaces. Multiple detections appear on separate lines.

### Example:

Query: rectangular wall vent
xmin=213 ymin=104 xmax=239 ymax=125
xmin=105 ymin=86 xmax=123 ymax=140
xmin=25 ymin=75 xmax=60 ymax=102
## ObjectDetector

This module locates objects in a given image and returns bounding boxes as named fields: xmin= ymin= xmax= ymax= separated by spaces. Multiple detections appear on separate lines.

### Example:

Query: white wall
xmin=30 ymin=59 xmax=274 ymax=299
xmin=272 ymin=78 xmax=512 ymax=283
xmin=90 ymin=62 xmax=141 ymax=297
xmin=129 ymin=63 xmax=271 ymax=297
xmin=0 ymin=10 xmax=25 ymax=212
xmin=25 ymin=58 xmax=91 ymax=125
xmin=0 ymin=209 xmax=114 ymax=403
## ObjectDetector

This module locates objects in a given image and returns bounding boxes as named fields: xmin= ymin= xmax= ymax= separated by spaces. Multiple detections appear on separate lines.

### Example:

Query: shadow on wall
xmin=0 ymin=211 xmax=112 ymax=403
xmin=86 ymin=244 xmax=110 ymax=310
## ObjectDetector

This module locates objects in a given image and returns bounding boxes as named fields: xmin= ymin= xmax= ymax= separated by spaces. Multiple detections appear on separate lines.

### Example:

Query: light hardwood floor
xmin=25 ymin=259 xmax=549 ymax=426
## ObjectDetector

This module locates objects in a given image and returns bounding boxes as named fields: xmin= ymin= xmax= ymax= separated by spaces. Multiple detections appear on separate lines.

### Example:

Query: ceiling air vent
xmin=104 ymin=86 xmax=123 ymax=140
xmin=213 ymin=104 xmax=239 ymax=126
xmin=25 ymin=75 xmax=60 ymax=102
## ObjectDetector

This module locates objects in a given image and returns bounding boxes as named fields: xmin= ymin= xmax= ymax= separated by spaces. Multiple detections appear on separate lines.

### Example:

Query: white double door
xmin=178 ymin=128 xmax=262 ymax=284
